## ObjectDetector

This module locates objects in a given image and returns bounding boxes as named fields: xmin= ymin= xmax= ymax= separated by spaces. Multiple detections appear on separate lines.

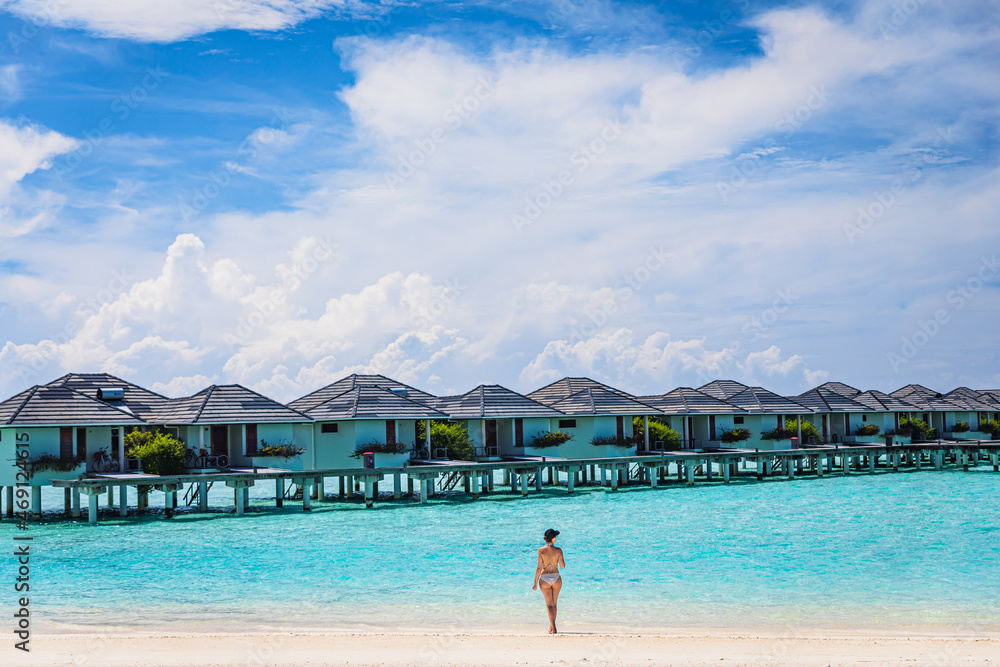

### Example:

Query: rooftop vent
xmin=389 ymin=387 xmax=408 ymax=396
xmin=97 ymin=387 xmax=124 ymax=401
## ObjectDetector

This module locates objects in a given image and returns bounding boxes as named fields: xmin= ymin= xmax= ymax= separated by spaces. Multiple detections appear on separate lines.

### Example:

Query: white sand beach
xmin=18 ymin=628 xmax=1000 ymax=666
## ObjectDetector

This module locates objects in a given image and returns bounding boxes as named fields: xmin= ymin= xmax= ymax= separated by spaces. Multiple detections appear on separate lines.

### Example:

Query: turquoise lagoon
xmin=19 ymin=469 xmax=1000 ymax=634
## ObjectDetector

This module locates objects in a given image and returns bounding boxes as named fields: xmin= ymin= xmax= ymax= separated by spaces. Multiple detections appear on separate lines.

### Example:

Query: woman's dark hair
xmin=544 ymin=529 xmax=560 ymax=542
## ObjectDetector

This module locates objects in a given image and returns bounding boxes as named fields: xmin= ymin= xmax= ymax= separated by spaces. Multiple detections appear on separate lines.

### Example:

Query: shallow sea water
xmin=18 ymin=468 xmax=1000 ymax=634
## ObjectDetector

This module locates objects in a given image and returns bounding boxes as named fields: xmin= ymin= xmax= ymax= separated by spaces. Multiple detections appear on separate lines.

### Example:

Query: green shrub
xmin=854 ymin=424 xmax=881 ymax=436
xmin=527 ymin=431 xmax=573 ymax=449
xmin=259 ymin=441 xmax=305 ymax=458
xmin=950 ymin=421 xmax=970 ymax=433
xmin=983 ymin=419 xmax=1000 ymax=436
xmin=125 ymin=430 xmax=187 ymax=476
xmin=898 ymin=417 xmax=935 ymax=440
xmin=760 ymin=427 xmax=796 ymax=441
xmin=27 ymin=454 xmax=84 ymax=477
xmin=633 ymin=417 xmax=681 ymax=447
xmin=416 ymin=420 xmax=474 ymax=460
xmin=591 ymin=434 xmax=639 ymax=448
xmin=352 ymin=440 xmax=410 ymax=457
xmin=783 ymin=419 xmax=824 ymax=445
xmin=720 ymin=428 xmax=752 ymax=443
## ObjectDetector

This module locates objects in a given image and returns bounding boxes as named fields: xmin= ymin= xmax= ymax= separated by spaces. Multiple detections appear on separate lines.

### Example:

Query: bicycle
xmin=91 ymin=449 xmax=120 ymax=473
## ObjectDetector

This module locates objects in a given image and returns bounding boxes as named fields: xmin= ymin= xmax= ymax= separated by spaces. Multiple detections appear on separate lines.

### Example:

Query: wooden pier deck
xmin=5 ymin=439 xmax=999 ymax=524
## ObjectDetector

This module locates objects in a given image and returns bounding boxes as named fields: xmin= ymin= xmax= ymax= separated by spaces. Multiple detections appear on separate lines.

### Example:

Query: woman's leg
xmin=541 ymin=579 xmax=562 ymax=633
xmin=550 ymin=577 xmax=562 ymax=633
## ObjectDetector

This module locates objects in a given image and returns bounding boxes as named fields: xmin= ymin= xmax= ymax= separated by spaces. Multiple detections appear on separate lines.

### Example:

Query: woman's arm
xmin=532 ymin=550 xmax=543 ymax=590
xmin=558 ymin=548 xmax=566 ymax=569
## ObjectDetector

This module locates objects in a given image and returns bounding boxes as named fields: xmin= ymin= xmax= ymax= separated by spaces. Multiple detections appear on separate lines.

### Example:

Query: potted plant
xmin=898 ymin=417 xmax=934 ymax=441
xmin=352 ymin=440 xmax=410 ymax=467
xmin=760 ymin=426 xmax=796 ymax=448
xmin=252 ymin=440 xmax=305 ymax=470
xmin=524 ymin=431 xmax=573 ymax=455
xmin=846 ymin=423 xmax=881 ymax=443
xmin=719 ymin=428 xmax=752 ymax=445
xmin=26 ymin=454 xmax=86 ymax=485
xmin=883 ymin=428 xmax=912 ymax=445
xmin=591 ymin=434 xmax=638 ymax=456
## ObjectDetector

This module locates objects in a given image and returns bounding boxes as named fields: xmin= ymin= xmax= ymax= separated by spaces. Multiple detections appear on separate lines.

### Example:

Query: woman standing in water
xmin=532 ymin=528 xmax=566 ymax=634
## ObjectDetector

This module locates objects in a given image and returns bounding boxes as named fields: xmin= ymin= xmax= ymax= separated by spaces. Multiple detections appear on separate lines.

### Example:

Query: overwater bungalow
xmin=528 ymin=380 xmax=660 ymax=457
xmin=717 ymin=386 xmax=812 ymax=450
xmin=637 ymin=387 xmax=747 ymax=449
xmin=847 ymin=390 xmax=925 ymax=443
xmin=0 ymin=383 xmax=146 ymax=490
xmin=293 ymin=385 xmax=448 ymax=468
xmin=938 ymin=389 xmax=998 ymax=439
xmin=147 ymin=384 xmax=313 ymax=468
xmin=792 ymin=386 xmax=869 ymax=443
xmin=429 ymin=384 xmax=564 ymax=459
xmin=889 ymin=384 xmax=992 ymax=438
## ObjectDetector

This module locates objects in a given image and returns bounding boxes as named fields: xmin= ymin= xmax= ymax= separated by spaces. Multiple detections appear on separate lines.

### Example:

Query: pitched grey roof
xmin=548 ymin=387 xmax=659 ymax=416
xmin=939 ymin=391 xmax=997 ymax=412
xmin=152 ymin=385 xmax=311 ymax=424
xmin=637 ymin=388 xmax=745 ymax=414
xmin=812 ymin=381 xmax=862 ymax=398
xmin=304 ymin=386 xmax=448 ymax=420
xmin=527 ymin=377 xmax=634 ymax=405
xmin=948 ymin=386 xmax=986 ymax=400
xmin=46 ymin=372 xmax=171 ymax=420
xmin=851 ymin=390 xmax=923 ymax=412
xmin=980 ymin=391 xmax=1000 ymax=407
xmin=888 ymin=385 xmax=967 ymax=411
xmin=433 ymin=385 xmax=564 ymax=419
xmin=890 ymin=384 xmax=939 ymax=399
xmin=0 ymin=385 xmax=145 ymax=426
xmin=290 ymin=374 xmax=437 ymax=412
xmin=793 ymin=387 xmax=868 ymax=413
xmin=724 ymin=387 xmax=811 ymax=414
xmin=696 ymin=379 xmax=750 ymax=400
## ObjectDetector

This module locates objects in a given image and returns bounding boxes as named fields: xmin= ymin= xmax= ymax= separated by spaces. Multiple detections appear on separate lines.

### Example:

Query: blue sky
xmin=0 ymin=0 xmax=997 ymax=401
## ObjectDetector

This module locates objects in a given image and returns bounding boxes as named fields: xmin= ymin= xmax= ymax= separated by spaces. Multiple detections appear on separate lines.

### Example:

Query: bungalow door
xmin=385 ymin=420 xmax=396 ymax=444
xmin=616 ymin=416 xmax=624 ymax=440
xmin=211 ymin=426 xmax=228 ymax=457
xmin=245 ymin=424 xmax=258 ymax=456
xmin=485 ymin=419 xmax=498 ymax=455
xmin=60 ymin=427 xmax=73 ymax=459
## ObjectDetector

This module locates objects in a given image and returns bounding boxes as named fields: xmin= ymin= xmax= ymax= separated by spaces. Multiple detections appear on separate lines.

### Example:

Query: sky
xmin=0 ymin=0 xmax=997 ymax=402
